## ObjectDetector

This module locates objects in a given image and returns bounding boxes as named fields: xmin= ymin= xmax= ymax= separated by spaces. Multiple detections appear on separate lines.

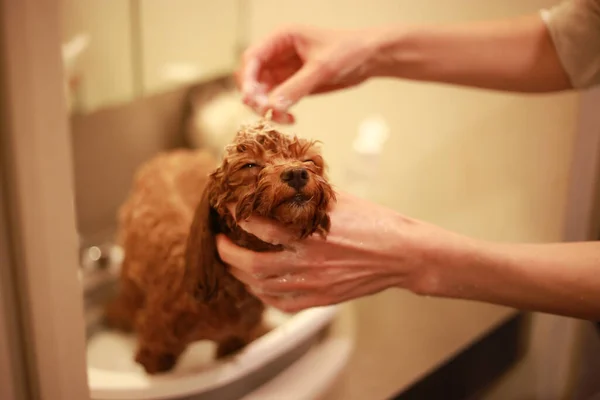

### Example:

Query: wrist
xmin=397 ymin=220 xmax=492 ymax=299
xmin=366 ymin=25 xmax=422 ymax=79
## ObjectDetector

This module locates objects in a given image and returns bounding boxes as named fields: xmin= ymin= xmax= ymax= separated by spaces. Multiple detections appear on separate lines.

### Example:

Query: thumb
xmin=268 ymin=61 xmax=331 ymax=111
xmin=226 ymin=202 xmax=297 ymax=246
xmin=237 ymin=216 xmax=297 ymax=246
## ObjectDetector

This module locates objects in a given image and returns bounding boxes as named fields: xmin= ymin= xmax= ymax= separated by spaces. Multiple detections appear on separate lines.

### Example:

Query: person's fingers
xmin=240 ymin=218 xmax=297 ymax=245
xmin=237 ymin=67 xmax=296 ymax=123
xmin=240 ymin=268 xmax=327 ymax=295
xmin=240 ymin=59 xmax=265 ymax=97
xmin=228 ymin=266 xmax=264 ymax=287
xmin=239 ymin=83 xmax=295 ymax=123
xmin=240 ymin=76 xmax=348 ymax=123
xmin=236 ymin=57 xmax=275 ymax=118
xmin=216 ymin=234 xmax=299 ymax=275
xmin=240 ymin=50 xmax=299 ymax=96
xmin=238 ymin=29 xmax=310 ymax=122
xmin=226 ymin=203 xmax=297 ymax=245
xmin=216 ymin=234 xmax=263 ymax=273
xmin=228 ymin=267 xmax=309 ymax=298
xmin=243 ymin=27 xmax=298 ymax=67
xmin=311 ymin=80 xmax=358 ymax=95
xmin=267 ymin=61 xmax=330 ymax=112
xmin=270 ymin=109 xmax=295 ymax=124
xmin=240 ymin=28 xmax=299 ymax=96
xmin=257 ymin=292 xmax=326 ymax=313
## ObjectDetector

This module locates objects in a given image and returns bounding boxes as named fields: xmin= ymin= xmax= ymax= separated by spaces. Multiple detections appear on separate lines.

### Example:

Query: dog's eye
xmin=304 ymin=156 xmax=324 ymax=169
xmin=242 ymin=163 xmax=257 ymax=169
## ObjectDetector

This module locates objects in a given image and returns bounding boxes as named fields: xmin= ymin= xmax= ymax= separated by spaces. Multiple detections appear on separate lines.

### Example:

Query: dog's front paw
xmin=135 ymin=348 xmax=177 ymax=374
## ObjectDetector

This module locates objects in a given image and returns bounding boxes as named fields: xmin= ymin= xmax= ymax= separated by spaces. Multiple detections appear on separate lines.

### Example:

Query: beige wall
xmin=70 ymin=85 xmax=190 ymax=241
xmin=61 ymin=0 xmax=240 ymax=113
xmin=139 ymin=0 xmax=239 ymax=96
xmin=61 ymin=0 xmax=135 ymax=111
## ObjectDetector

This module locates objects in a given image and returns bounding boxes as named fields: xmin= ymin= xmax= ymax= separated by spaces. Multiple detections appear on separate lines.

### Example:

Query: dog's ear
xmin=184 ymin=183 xmax=224 ymax=302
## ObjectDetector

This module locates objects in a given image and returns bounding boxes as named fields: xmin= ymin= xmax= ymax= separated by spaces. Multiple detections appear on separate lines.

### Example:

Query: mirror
xmin=61 ymin=0 xmax=245 ymax=114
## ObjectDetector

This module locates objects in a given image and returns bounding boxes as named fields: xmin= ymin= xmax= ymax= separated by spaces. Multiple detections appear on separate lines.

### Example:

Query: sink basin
xmin=87 ymin=305 xmax=339 ymax=400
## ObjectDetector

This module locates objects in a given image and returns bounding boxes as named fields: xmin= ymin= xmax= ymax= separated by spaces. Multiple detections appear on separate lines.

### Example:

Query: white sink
xmin=87 ymin=305 xmax=339 ymax=400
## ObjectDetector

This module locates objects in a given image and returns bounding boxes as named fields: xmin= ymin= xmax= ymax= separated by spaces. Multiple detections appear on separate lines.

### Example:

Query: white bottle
xmin=61 ymin=33 xmax=90 ymax=114
xmin=344 ymin=115 xmax=390 ymax=200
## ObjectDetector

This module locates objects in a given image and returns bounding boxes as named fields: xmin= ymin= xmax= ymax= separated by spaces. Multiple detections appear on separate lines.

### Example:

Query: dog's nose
xmin=281 ymin=167 xmax=309 ymax=190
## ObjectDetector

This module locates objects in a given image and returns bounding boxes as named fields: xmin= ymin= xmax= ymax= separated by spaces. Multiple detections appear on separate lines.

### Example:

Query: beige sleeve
xmin=540 ymin=0 xmax=600 ymax=89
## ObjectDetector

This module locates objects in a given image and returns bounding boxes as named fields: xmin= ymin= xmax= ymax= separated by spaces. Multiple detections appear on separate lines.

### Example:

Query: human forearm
xmin=368 ymin=14 xmax=572 ymax=93
xmin=218 ymin=189 xmax=600 ymax=318
xmin=421 ymin=237 xmax=600 ymax=319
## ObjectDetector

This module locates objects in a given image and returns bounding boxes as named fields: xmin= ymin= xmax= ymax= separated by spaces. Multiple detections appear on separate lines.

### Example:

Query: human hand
xmin=236 ymin=26 xmax=382 ymax=124
xmin=216 ymin=191 xmax=461 ymax=312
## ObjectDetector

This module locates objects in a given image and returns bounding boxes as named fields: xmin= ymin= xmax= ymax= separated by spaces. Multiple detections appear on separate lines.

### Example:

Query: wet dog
xmin=105 ymin=114 xmax=335 ymax=374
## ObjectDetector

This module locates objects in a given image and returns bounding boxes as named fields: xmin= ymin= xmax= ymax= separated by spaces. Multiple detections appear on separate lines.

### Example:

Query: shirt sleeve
xmin=540 ymin=0 xmax=600 ymax=89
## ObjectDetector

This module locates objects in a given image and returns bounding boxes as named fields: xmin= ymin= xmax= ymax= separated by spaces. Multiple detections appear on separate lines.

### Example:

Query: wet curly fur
xmin=104 ymin=116 xmax=335 ymax=374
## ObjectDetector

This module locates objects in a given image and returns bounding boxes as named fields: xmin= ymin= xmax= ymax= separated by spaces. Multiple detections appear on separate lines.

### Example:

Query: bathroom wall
xmin=246 ymin=0 xmax=581 ymax=399
xmin=61 ymin=0 xmax=135 ymax=111
xmin=138 ymin=0 xmax=239 ymax=96
xmin=61 ymin=0 xmax=239 ymax=114
xmin=70 ymin=85 xmax=189 ymax=242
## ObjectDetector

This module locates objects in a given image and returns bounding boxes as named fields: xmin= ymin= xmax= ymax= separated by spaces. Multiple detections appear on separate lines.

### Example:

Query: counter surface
xmin=321 ymin=290 xmax=517 ymax=400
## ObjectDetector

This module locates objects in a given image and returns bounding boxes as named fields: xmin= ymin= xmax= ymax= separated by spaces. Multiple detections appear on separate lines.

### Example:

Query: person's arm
xmin=369 ymin=14 xmax=573 ymax=93
xmin=424 ymin=238 xmax=600 ymax=320
xmin=217 ymin=191 xmax=600 ymax=319
xmin=239 ymin=0 xmax=600 ymax=122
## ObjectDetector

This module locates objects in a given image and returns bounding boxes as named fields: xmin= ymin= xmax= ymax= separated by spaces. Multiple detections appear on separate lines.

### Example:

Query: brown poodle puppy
xmin=105 ymin=115 xmax=335 ymax=374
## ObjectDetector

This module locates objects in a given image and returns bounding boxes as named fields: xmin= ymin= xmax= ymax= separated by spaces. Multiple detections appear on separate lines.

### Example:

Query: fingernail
xmin=277 ymin=112 xmax=294 ymax=124
xmin=242 ymin=95 xmax=262 ymax=115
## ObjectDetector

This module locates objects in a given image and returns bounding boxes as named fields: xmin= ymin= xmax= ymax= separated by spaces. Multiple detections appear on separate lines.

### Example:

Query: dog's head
xmin=208 ymin=120 xmax=335 ymax=237
xmin=185 ymin=115 xmax=335 ymax=301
